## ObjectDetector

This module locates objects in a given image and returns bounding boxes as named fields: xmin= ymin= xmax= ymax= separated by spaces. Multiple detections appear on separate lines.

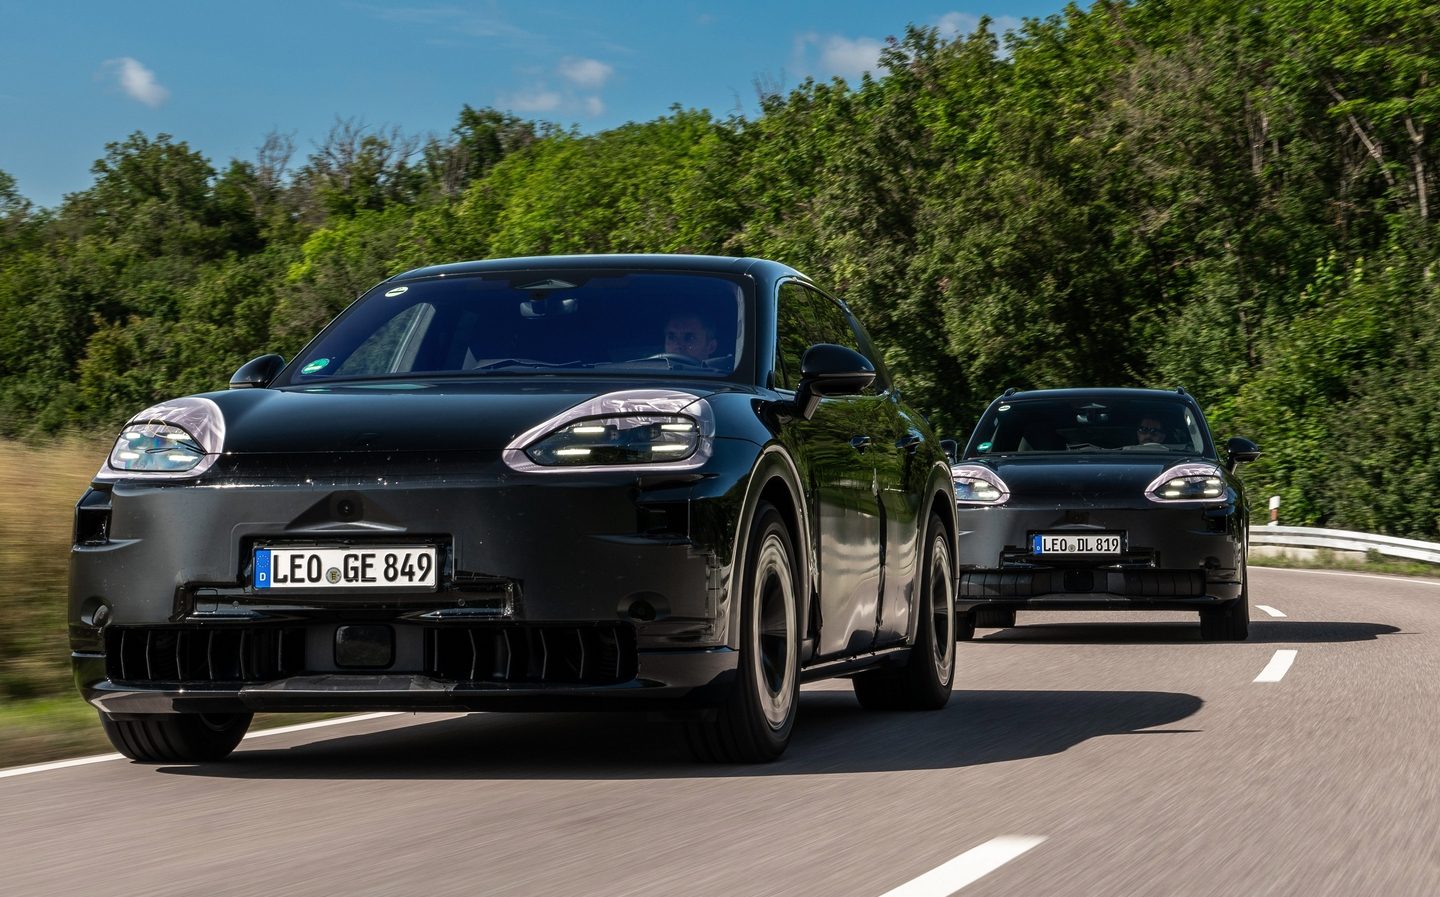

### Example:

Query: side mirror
xmin=792 ymin=344 xmax=875 ymax=420
xmin=1225 ymin=436 xmax=1261 ymax=471
xmin=229 ymin=354 xmax=286 ymax=390
xmin=940 ymin=438 xmax=959 ymax=464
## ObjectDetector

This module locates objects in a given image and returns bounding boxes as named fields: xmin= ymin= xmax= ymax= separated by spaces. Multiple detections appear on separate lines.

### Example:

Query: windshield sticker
xmin=978 ymin=441 xmax=993 ymax=452
xmin=301 ymin=358 xmax=330 ymax=374
xmin=384 ymin=286 xmax=409 ymax=297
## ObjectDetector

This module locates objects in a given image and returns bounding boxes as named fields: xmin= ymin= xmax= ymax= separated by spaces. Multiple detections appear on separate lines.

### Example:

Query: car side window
xmin=774 ymin=282 xmax=862 ymax=391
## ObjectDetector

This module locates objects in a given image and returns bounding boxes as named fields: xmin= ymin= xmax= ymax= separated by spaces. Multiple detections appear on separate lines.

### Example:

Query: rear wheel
xmin=853 ymin=512 xmax=956 ymax=711
xmin=98 ymin=711 xmax=252 ymax=763
xmin=1200 ymin=565 xmax=1250 ymax=641
xmin=685 ymin=501 xmax=799 ymax=763
xmin=973 ymin=607 xmax=1016 ymax=629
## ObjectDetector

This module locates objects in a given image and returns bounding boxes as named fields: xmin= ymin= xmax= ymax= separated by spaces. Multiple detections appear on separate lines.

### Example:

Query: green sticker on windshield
xmin=301 ymin=358 xmax=330 ymax=374
xmin=978 ymin=441 xmax=993 ymax=452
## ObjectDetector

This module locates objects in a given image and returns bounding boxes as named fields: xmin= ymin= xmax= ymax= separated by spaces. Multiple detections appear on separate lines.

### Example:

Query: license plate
xmin=1030 ymin=533 xmax=1123 ymax=555
xmin=254 ymin=546 xmax=438 ymax=590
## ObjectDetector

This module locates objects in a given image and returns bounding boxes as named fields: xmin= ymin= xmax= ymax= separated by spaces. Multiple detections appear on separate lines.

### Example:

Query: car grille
xmin=426 ymin=624 xmax=636 ymax=685
xmin=106 ymin=626 xmax=305 ymax=685
xmin=959 ymin=569 xmax=1208 ymax=598
xmin=104 ymin=623 xmax=637 ymax=687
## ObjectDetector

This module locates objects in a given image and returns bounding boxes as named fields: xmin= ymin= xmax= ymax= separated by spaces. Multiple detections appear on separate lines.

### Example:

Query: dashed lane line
xmin=876 ymin=836 xmax=1047 ymax=897
xmin=1254 ymin=649 xmax=1298 ymax=683
xmin=1256 ymin=605 xmax=1287 ymax=618
xmin=0 ymin=712 xmax=401 ymax=780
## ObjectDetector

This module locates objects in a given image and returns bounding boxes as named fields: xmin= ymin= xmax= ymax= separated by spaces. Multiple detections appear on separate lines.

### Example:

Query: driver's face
xmin=1137 ymin=418 xmax=1166 ymax=444
xmin=664 ymin=316 xmax=717 ymax=360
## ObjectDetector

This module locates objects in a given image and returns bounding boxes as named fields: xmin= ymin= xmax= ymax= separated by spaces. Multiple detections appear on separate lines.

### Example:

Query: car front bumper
xmin=953 ymin=502 xmax=1245 ymax=612
xmin=69 ymin=448 xmax=755 ymax=713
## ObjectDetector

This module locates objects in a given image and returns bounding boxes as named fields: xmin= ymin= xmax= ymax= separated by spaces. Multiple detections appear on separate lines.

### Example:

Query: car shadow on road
xmin=974 ymin=620 xmax=1401 ymax=644
xmin=156 ymin=686 xmax=1202 ymax=781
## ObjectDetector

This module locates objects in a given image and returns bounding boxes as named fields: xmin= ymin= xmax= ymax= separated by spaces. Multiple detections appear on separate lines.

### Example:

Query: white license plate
xmin=1031 ymin=533 xmax=1123 ymax=555
xmin=254 ymin=546 xmax=438 ymax=590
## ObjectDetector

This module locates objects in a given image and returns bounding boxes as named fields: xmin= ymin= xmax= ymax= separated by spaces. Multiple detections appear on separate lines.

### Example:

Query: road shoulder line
xmin=876 ymin=836 xmax=1046 ymax=897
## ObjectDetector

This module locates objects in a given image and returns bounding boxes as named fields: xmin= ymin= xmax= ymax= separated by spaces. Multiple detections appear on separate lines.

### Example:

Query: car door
xmin=837 ymin=309 xmax=922 ymax=648
xmin=774 ymin=281 xmax=885 ymax=658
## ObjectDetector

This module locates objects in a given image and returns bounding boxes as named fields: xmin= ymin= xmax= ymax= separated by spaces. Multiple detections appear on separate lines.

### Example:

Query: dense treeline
xmin=1 ymin=0 xmax=1438 ymax=535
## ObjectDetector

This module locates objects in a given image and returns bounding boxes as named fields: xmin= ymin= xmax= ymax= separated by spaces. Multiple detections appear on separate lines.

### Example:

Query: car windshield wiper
xmin=466 ymin=358 xmax=594 ymax=371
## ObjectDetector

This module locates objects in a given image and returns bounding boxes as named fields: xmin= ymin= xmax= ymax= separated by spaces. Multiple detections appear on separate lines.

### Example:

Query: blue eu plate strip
xmin=254 ymin=549 xmax=272 ymax=589
xmin=1031 ymin=534 xmax=1043 ymax=554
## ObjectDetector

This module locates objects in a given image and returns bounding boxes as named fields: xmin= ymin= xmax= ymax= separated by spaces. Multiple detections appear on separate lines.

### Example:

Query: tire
xmin=853 ymin=512 xmax=957 ymax=711
xmin=98 ymin=711 xmax=252 ymax=763
xmin=956 ymin=611 xmax=976 ymax=641
xmin=973 ymin=607 xmax=1016 ymax=629
xmin=685 ymin=501 xmax=799 ymax=763
xmin=1200 ymin=565 xmax=1250 ymax=641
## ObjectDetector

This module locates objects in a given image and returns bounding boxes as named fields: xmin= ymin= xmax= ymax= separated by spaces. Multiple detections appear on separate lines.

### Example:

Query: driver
xmin=664 ymin=313 xmax=717 ymax=362
xmin=1136 ymin=415 xmax=1169 ymax=445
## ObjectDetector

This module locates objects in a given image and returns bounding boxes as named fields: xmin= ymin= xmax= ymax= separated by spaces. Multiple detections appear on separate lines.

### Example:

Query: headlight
xmin=1146 ymin=463 xmax=1227 ymax=502
xmin=504 ymin=390 xmax=715 ymax=472
xmin=109 ymin=424 xmax=205 ymax=471
xmin=951 ymin=464 xmax=1010 ymax=505
xmin=96 ymin=397 xmax=226 ymax=481
xmin=525 ymin=415 xmax=700 ymax=466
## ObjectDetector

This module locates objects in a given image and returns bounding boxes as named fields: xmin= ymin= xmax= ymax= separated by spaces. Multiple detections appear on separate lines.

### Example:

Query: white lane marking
xmin=0 ymin=711 xmax=401 ymax=780
xmin=0 ymin=753 xmax=124 ymax=779
xmin=1256 ymin=605 xmax=1287 ymax=618
xmin=1254 ymin=649 xmax=1298 ymax=683
xmin=876 ymin=836 xmax=1046 ymax=897
xmin=1255 ymin=567 xmax=1440 ymax=587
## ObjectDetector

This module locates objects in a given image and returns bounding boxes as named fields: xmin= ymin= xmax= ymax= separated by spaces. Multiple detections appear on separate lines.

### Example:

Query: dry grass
xmin=0 ymin=438 xmax=106 ymax=701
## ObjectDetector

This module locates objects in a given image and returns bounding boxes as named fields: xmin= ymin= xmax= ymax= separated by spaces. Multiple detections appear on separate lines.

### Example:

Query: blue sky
xmin=0 ymin=1 xmax=1066 ymax=209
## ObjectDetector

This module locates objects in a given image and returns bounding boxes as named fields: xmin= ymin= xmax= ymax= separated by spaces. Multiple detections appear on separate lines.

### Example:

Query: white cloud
xmin=794 ymin=32 xmax=884 ymax=80
xmin=820 ymin=35 xmax=885 ymax=78
xmin=506 ymin=89 xmax=562 ymax=113
xmin=584 ymin=96 xmax=604 ymax=116
xmin=558 ymin=57 xmax=613 ymax=89
xmin=103 ymin=57 xmax=169 ymax=108
xmin=937 ymin=11 xmax=1024 ymax=38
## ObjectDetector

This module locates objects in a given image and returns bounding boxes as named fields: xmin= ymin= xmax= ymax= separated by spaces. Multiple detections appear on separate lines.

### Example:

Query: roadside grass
xmin=0 ymin=439 xmax=347 ymax=769
xmin=1250 ymin=547 xmax=1440 ymax=579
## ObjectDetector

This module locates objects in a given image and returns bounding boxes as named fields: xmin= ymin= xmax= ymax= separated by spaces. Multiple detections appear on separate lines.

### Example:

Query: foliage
xmin=1 ymin=0 xmax=1439 ymax=537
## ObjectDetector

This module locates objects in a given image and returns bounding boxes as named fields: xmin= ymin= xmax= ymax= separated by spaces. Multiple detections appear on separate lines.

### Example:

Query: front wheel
xmin=98 ymin=711 xmax=252 ymax=763
xmin=1200 ymin=562 xmax=1250 ymax=641
xmin=853 ymin=512 xmax=956 ymax=711
xmin=685 ymin=501 xmax=799 ymax=762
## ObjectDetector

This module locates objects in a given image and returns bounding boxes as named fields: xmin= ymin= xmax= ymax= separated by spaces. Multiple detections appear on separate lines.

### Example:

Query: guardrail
xmin=1249 ymin=525 xmax=1440 ymax=565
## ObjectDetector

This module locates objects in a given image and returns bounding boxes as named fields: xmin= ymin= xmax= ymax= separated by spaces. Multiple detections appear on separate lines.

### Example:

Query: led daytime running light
xmin=951 ymin=464 xmax=1011 ymax=505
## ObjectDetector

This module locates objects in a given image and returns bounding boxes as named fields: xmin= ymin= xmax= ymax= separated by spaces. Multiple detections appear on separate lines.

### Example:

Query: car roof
xmin=991 ymin=387 xmax=1197 ymax=404
xmin=390 ymin=254 xmax=805 ymax=283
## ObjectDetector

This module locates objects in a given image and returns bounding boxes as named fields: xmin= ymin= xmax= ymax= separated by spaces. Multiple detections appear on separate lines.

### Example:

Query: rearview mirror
xmin=1225 ymin=436 xmax=1261 ymax=470
xmin=229 ymin=354 xmax=286 ymax=389
xmin=793 ymin=344 xmax=875 ymax=420
xmin=940 ymin=438 xmax=959 ymax=464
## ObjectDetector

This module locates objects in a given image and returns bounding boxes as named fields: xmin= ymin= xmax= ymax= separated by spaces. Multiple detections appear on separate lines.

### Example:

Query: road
xmin=3 ymin=567 xmax=1437 ymax=896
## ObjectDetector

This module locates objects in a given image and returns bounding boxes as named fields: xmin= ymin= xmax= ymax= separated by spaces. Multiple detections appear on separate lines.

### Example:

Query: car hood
xmin=964 ymin=453 xmax=1219 ymax=504
xmin=187 ymin=380 xmax=732 ymax=454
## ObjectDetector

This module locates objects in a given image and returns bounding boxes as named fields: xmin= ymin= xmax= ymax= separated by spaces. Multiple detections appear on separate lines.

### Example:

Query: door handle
xmin=850 ymin=435 xmax=872 ymax=453
xmin=896 ymin=432 xmax=923 ymax=453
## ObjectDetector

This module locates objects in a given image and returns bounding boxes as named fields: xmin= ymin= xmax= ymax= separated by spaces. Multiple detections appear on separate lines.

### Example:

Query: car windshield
xmin=282 ymin=269 xmax=747 ymax=384
xmin=965 ymin=395 xmax=1215 ymax=458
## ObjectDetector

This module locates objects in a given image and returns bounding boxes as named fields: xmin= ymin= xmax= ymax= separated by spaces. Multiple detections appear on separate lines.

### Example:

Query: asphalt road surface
xmin=3 ymin=566 xmax=1437 ymax=896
